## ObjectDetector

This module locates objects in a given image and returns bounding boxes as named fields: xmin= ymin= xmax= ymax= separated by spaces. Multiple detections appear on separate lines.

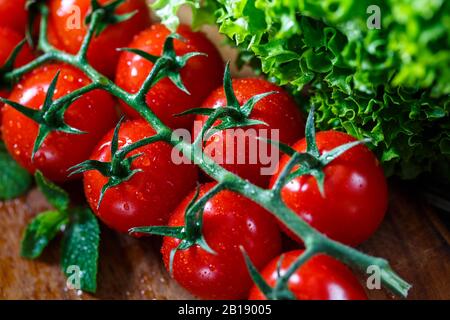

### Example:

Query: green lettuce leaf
xmin=153 ymin=0 xmax=450 ymax=180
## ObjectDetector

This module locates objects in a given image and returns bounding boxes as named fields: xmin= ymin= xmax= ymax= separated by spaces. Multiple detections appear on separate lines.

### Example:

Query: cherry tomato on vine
xmin=270 ymin=131 xmax=388 ymax=246
xmin=249 ymin=250 xmax=368 ymax=300
xmin=83 ymin=119 xmax=198 ymax=234
xmin=1 ymin=63 xmax=118 ymax=182
xmin=195 ymin=79 xmax=305 ymax=187
xmin=115 ymin=23 xmax=224 ymax=129
xmin=48 ymin=0 xmax=151 ymax=78
xmin=0 ymin=0 xmax=28 ymax=34
xmin=161 ymin=183 xmax=282 ymax=300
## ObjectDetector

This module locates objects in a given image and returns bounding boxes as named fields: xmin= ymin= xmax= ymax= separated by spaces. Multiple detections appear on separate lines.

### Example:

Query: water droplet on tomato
xmin=141 ymin=157 xmax=150 ymax=167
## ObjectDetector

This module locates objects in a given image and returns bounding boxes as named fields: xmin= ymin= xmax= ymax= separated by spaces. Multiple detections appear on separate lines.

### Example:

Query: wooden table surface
xmin=0 ymin=182 xmax=449 ymax=300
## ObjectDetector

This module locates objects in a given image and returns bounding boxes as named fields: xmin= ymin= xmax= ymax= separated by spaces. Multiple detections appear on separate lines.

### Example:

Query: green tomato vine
xmin=2 ymin=2 xmax=411 ymax=298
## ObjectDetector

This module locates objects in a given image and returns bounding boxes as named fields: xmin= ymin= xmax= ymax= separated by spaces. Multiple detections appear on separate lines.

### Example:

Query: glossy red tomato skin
xmin=116 ymin=24 xmax=224 ymax=130
xmin=1 ymin=63 xmax=118 ymax=182
xmin=161 ymin=183 xmax=282 ymax=300
xmin=0 ymin=89 xmax=8 ymax=136
xmin=46 ymin=23 xmax=66 ymax=52
xmin=195 ymin=79 xmax=305 ymax=187
xmin=0 ymin=27 xmax=35 ymax=132
xmin=84 ymin=120 xmax=198 ymax=234
xmin=270 ymin=131 xmax=388 ymax=246
xmin=0 ymin=90 xmax=7 ymax=104
xmin=249 ymin=250 xmax=368 ymax=300
xmin=0 ymin=27 xmax=35 ymax=68
xmin=0 ymin=0 xmax=28 ymax=34
xmin=48 ymin=0 xmax=151 ymax=78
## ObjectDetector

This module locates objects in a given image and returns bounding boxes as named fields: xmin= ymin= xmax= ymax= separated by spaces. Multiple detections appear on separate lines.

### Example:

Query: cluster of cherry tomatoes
xmin=0 ymin=1 xmax=388 ymax=300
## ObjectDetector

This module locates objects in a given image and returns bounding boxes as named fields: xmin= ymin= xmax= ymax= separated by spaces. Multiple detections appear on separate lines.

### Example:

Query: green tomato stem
xmin=78 ymin=10 xmax=104 ymax=63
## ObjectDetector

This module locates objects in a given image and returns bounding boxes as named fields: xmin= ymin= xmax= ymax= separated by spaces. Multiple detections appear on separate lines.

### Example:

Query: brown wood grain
xmin=0 ymin=183 xmax=449 ymax=300
xmin=0 ymin=188 xmax=193 ymax=300
xmin=359 ymin=183 xmax=450 ymax=299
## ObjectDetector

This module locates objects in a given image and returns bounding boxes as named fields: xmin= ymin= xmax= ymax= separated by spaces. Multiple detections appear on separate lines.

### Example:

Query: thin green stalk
xmin=50 ymin=83 xmax=101 ymax=110
xmin=274 ymin=248 xmax=317 ymax=291
xmin=3 ymin=53 xmax=54 ymax=83
xmin=78 ymin=11 xmax=104 ymax=63
xmin=133 ymin=58 xmax=169 ymax=103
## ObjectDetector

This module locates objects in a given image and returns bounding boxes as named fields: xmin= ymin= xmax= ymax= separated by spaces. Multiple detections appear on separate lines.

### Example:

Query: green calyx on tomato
xmin=86 ymin=0 xmax=137 ymax=36
xmin=25 ymin=0 xmax=43 ymax=47
xmin=271 ymin=107 xmax=370 ymax=197
xmin=0 ymin=38 xmax=28 ymax=87
xmin=248 ymin=250 xmax=369 ymax=300
xmin=0 ymin=70 xmax=87 ymax=159
xmin=69 ymin=117 xmax=165 ymax=209
xmin=242 ymin=247 xmax=314 ymax=300
xmin=130 ymin=184 xmax=224 ymax=274
xmin=177 ymin=62 xmax=274 ymax=143
xmin=119 ymin=33 xmax=207 ymax=98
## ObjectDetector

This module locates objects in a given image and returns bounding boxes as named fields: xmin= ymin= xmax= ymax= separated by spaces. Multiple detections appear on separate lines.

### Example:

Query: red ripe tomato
xmin=0 ymin=27 xmax=35 ymax=131
xmin=0 ymin=90 xmax=7 ymax=103
xmin=46 ymin=22 xmax=66 ymax=52
xmin=0 ymin=27 xmax=35 ymax=68
xmin=0 ymin=89 xmax=8 ymax=135
xmin=161 ymin=183 xmax=282 ymax=300
xmin=83 ymin=119 xmax=198 ymax=234
xmin=1 ymin=63 xmax=118 ymax=182
xmin=48 ymin=0 xmax=151 ymax=78
xmin=115 ymin=23 xmax=224 ymax=129
xmin=0 ymin=0 xmax=28 ymax=34
xmin=195 ymin=79 xmax=305 ymax=187
xmin=249 ymin=250 xmax=368 ymax=300
xmin=271 ymin=131 xmax=388 ymax=246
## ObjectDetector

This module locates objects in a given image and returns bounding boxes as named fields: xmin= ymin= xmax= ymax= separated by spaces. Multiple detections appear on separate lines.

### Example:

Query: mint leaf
xmin=61 ymin=207 xmax=100 ymax=293
xmin=0 ymin=141 xmax=32 ymax=200
xmin=21 ymin=210 xmax=69 ymax=259
xmin=35 ymin=170 xmax=69 ymax=212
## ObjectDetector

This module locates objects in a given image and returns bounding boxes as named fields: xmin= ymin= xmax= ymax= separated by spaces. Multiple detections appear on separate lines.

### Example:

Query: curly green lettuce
xmin=153 ymin=0 xmax=450 ymax=180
